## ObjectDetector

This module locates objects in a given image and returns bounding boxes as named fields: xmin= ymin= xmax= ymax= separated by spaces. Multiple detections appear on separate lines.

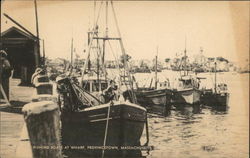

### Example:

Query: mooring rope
xmin=101 ymin=101 xmax=113 ymax=158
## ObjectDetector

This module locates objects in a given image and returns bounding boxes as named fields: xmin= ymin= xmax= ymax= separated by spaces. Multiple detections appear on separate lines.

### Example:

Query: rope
xmin=101 ymin=101 xmax=112 ymax=158
xmin=110 ymin=1 xmax=137 ymax=103
xmin=81 ymin=0 xmax=104 ymax=82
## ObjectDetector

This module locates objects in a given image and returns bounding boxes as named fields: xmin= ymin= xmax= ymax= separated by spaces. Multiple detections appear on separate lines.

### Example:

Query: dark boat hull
xmin=135 ymin=88 xmax=172 ymax=106
xmin=172 ymin=88 xmax=201 ymax=105
xmin=201 ymin=90 xmax=229 ymax=106
xmin=61 ymin=102 xmax=146 ymax=157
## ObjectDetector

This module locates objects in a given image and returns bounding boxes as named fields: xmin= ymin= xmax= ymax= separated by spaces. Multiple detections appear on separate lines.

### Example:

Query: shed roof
xmin=1 ymin=26 xmax=37 ymax=41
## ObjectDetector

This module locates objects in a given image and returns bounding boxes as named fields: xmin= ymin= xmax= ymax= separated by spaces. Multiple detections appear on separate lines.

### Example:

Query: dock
xmin=0 ymin=79 xmax=33 ymax=158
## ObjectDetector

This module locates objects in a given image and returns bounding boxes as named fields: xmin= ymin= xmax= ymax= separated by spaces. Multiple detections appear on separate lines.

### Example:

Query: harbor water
xmin=133 ymin=71 xmax=249 ymax=158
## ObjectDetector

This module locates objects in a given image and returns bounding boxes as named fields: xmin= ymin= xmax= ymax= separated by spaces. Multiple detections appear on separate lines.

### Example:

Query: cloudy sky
xmin=1 ymin=0 xmax=249 ymax=64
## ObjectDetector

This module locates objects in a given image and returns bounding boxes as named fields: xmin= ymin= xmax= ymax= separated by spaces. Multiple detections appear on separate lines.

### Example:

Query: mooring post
xmin=22 ymin=101 xmax=62 ymax=158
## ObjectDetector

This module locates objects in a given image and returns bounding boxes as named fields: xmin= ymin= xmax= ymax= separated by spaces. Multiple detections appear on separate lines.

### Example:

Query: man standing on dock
xmin=0 ymin=50 xmax=12 ymax=100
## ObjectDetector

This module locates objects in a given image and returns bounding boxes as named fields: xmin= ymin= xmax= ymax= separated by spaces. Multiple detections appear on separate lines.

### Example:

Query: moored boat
xmin=57 ymin=77 xmax=148 ymax=157
xmin=201 ymin=86 xmax=229 ymax=106
xmin=57 ymin=1 xmax=150 ymax=157
xmin=126 ymin=49 xmax=172 ymax=115
xmin=172 ymin=86 xmax=201 ymax=105
xmin=201 ymin=62 xmax=229 ymax=107
xmin=171 ymin=40 xmax=201 ymax=105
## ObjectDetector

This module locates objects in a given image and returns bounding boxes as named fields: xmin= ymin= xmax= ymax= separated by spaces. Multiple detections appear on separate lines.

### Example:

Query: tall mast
xmin=71 ymin=37 xmax=74 ymax=66
xmin=42 ymin=39 xmax=45 ymax=65
xmin=102 ymin=0 xmax=109 ymax=80
xmin=155 ymin=47 xmax=158 ymax=89
xmin=34 ymin=0 xmax=40 ymax=66
xmin=214 ymin=61 xmax=217 ymax=93
xmin=184 ymin=37 xmax=187 ymax=76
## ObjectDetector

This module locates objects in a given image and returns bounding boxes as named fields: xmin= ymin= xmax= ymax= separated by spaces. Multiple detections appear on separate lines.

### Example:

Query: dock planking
xmin=0 ymin=112 xmax=24 ymax=158
xmin=0 ymin=79 xmax=33 ymax=158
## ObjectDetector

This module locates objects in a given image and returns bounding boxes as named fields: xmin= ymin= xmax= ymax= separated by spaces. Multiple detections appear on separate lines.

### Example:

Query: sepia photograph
xmin=0 ymin=0 xmax=249 ymax=158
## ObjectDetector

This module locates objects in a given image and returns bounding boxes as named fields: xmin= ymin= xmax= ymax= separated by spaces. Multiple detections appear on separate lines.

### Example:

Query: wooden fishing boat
xmin=172 ymin=87 xmax=201 ymax=105
xmin=172 ymin=40 xmax=201 ymax=105
xmin=172 ymin=75 xmax=201 ymax=105
xmin=134 ymin=88 xmax=172 ymax=106
xmin=201 ymin=87 xmax=229 ymax=106
xmin=57 ymin=1 xmax=150 ymax=157
xmin=125 ymin=49 xmax=172 ymax=115
xmin=57 ymin=77 xmax=148 ymax=157
xmin=201 ymin=62 xmax=229 ymax=107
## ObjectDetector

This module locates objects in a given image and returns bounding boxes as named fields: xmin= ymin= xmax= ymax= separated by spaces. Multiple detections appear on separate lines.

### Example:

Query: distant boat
xmin=126 ymin=49 xmax=172 ymax=114
xmin=172 ymin=75 xmax=201 ymax=105
xmin=133 ymin=87 xmax=172 ymax=112
xmin=171 ymin=41 xmax=201 ymax=105
xmin=130 ymin=66 xmax=151 ymax=73
xmin=201 ymin=85 xmax=229 ymax=106
xmin=201 ymin=62 xmax=229 ymax=106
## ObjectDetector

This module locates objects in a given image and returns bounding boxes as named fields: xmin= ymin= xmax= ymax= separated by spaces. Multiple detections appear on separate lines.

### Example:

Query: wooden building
xmin=0 ymin=26 xmax=40 ymax=85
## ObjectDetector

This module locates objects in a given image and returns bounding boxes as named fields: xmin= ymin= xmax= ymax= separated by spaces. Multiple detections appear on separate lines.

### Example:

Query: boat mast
xmin=102 ymin=0 xmax=109 ymax=80
xmin=214 ymin=61 xmax=217 ymax=93
xmin=42 ymin=39 xmax=45 ymax=65
xmin=184 ymin=37 xmax=187 ymax=76
xmin=155 ymin=47 xmax=158 ymax=89
xmin=71 ymin=37 xmax=74 ymax=66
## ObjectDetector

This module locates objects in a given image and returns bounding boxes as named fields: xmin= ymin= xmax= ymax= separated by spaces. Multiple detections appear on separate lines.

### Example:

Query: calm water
xmin=133 ymin=71 xmax=249 ymax=158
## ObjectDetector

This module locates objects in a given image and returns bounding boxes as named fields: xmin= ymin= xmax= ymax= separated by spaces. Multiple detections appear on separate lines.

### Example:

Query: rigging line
xmin=111 ymin=1 xmax=137 ymax=103
xmin=101 ymin=101 xmax=112 ymax=158
xmin=107 ymin=40 xmax=124 ymax=91
xmin=107 ymin=40 xmax=120 ymax=71
xmin=93 ymin=0 xmax=96 ymax=28
xmin=82 ymin=0 xmax=104 ymax=80
xmin=105 ymin=0 xmax=108 ymax=37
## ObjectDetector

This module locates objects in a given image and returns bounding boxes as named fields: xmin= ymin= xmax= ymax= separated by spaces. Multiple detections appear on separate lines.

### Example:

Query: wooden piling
xmin=22 ymin=101 xmax=62 ymax=158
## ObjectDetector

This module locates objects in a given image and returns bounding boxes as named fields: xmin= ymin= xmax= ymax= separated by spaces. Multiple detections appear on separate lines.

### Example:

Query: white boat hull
xmin=173 ymin=88 xmax=201 ymax=105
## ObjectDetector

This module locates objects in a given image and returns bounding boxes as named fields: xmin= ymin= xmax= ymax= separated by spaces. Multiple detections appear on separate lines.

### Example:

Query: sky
xmin=1 ymin=0 xmax=249 ymax=65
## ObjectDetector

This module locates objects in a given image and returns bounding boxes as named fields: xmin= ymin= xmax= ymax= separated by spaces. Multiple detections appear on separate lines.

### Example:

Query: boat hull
xmin=61 ymin=102 xmax=146 ymax=157
xmin=172 ymin=88 xmax=201 ymax=105
xmin=201 ymin=90 xmax=229 ymax=106
xmin=135 ymin=88 xmax=172 ymax=107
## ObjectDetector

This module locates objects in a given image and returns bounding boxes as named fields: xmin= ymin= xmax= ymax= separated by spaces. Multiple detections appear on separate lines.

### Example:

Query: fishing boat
xmin=57 ymin=77 xmax=147 ymax=157
xmin=171 ymin=41 xmax=201 ymax=105
xmin=172 ymin=75 xmax=201 ymax=105
xmin=126 ymin=48 xmax=172 ymax=115
xmin=57 ymin=1 xmax=149 ymax=157
xmin=201 ymin=62 xmax=229 ymax=106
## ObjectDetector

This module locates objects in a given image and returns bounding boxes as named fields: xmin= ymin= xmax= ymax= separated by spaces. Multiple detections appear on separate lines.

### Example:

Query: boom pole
xmin=34 ymin=0 xmax=41 ymax=66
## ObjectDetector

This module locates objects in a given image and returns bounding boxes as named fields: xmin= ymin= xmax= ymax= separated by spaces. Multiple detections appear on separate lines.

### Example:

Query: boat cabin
xmin=80 ymin=76 xmax=109 ymax=93
xmin=177 ymin=76 xmax=200 ymax=89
